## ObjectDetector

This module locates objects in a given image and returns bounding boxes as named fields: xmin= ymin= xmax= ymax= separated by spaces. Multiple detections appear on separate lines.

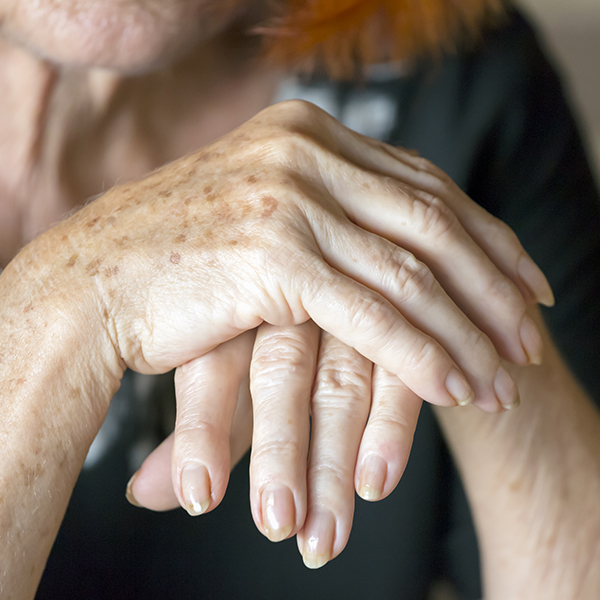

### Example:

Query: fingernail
xmin=520 ymin=314 xmax=544 ymax=365
xmin=445 ymin=369 xmax=474 ymax=406
xmin=518 ymin=256 xmax=555 ymax=307
xmin=126 ymin=471 xmax=141 ymax=508
xmin=494 ymin=365 xmax=520 ymax=410
xmin=262 ymin=484 xmax=295 ymax=542
xmin=358 ymin=454 xmax=387 ymax=501
xmin=181 ymin=465 xmax=211 ymax=516
xmin=302 ymin=510 xmax=335 ymax=569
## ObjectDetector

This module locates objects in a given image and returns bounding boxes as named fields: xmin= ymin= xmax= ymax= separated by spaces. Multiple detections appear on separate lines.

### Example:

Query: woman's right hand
xmin=36 ymin=99 xmax=548 ymax=388
xmin=9 ymin=98 xmax=551 ymax=523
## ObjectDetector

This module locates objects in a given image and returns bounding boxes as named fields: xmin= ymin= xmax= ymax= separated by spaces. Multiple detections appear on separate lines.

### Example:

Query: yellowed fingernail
xmin=302 ymin=510 xmax=334 ymax=569
xmin=518 ymin=256 xmax=555 ymax=307
xmin=126 ymin=470 xmax=141 ymax=508
xmin=494 ymin=365 xmax=520 ymax=410
xmin=520 ymin=314 xmax=544 ymax=365
xmin=358 ymin=454 xmax=387 ymax=501
xmin=445 ymin=369 xmax=474 ymax=406
xmin=262 ymin=485 xmax=295 ymax=542
xmin=181 ymin=465 xmax=211 ymax=516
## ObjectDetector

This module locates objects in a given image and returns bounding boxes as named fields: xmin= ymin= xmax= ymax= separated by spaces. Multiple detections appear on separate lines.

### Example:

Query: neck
xmin=0 ymin=30 xmax=281 ymax=267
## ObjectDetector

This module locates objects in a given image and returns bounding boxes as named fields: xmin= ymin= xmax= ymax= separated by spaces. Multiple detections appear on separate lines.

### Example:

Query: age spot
xmin=86 ymin=217 xmax=100 ymax=228
xmin=260 ymin=195 xmax=278 ymax=218
xmin=86 ymin=258 xmax=103 ymax=276
xmin=66 ymin=254 xmax=78 ymax=267
xmin=174 ymin=234 xmax=187 ymax=244
xmin=170 ymin=253 xmax=181 ymax=264
xmin=246 ymin=175 xmax=257 ymax=184
xmin=104 ymin=265 xmax=120 ymax=277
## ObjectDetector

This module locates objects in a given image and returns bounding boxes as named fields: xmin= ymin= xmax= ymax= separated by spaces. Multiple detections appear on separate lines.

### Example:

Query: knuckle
xmin=485 ymin=270 xmax=523 ymax=308
xmin=314 ymin=365 xmax=371 ymax=406
xmin=465 ymin=328 xmax=498 ymax=364
xmin=262 ymin=128 xmax=316 ymax=164
xmin=413 ymin=157 xmax=454 ymax=188
xmin=175 ymin=414 xmax=224 ymax=441
xmin=274 ymin=98 xmax=321 ymax=122
xmin=389 ymin=253 xmax=437 ymax=303
xmin=252 ymin=334 xmax=311 ymax=374
xmin=486 ymin=215 xmax=521 ymax=249
xmin=310 ymin=461 xmax=352 ymax=489
xmin=403 ymin=336 xmax=441 ymax=373
xmin=369 ymin=404 xmax=412 ymax=432
xmin=420 ymin=196 xmax=461 ymax=238
xmin=348 ymin=293 xmax=391 ymax=332
xmin=251 ymin=437 xmax=305 ymax=465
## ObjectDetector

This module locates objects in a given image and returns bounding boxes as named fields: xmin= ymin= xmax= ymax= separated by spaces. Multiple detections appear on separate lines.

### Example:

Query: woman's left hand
xmin=129 ymin=321 xmax=424 ymax=569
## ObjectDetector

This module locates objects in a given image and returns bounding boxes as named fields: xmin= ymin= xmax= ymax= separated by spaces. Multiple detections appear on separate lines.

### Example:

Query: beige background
xmin=518 ymin=0 xmax=600 ymax=178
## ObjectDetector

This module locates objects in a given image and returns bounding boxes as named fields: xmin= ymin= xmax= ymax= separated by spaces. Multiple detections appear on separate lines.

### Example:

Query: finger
xmin=127 ymin=433 xmax=178 ymax=511
xmin=356 ymin=367 xmax=422 ymax=501
xmin=311 ymin=152 xmax=542 ymax=370
xmin=312 ymin=118 xmax=553 ymax=308
xmin=299 ymin=257 xmax=477 ymax=409
xmin=172 ymin=330 xmax=255 ymax=516
xmin=297 ymin=333 xmax=372 ymax=569
xmin=310 ymin=217 xmax=516 ymax=411
xmin=126 ymin=379 xmax=253 ymax=511
xmin=356 ymin=138 xmax=552 ymax=309
xmin=249 ymin=321 xmax=319 ymax=542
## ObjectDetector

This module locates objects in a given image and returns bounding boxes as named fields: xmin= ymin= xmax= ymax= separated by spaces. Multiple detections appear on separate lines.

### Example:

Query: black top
xmin=37 ymin=9 xmax=600 ymax=600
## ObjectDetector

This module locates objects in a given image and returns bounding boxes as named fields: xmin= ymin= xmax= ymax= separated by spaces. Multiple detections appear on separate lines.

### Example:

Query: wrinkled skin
xmin=3 ymin=98 xmax=552 ymax=567
xmin=0 ymin=0 xmax=553 ymax=578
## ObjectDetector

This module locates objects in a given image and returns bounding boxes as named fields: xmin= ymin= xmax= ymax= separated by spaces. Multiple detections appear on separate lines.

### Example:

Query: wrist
xmin=1 ymin=223 xmax=124 ymax=414
xmin=0 ymin=227 xmax=125 ymax=598
xmin=435 ymin=312 xmax=600 ymax=599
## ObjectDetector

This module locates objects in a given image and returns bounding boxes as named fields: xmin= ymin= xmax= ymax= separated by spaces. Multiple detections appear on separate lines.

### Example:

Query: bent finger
xmin=172 ymin=330 xmax=255 ymax=516
xmin=127 ymin=380 xmax=253 ymax=511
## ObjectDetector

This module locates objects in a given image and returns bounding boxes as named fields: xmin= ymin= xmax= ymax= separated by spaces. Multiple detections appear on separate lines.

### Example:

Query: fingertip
xmin=299 ymin=510 xmax=335 ymax=569
xmin=180 ymin=464 xmax=212 ymax=516
xmin=261 ymin=484 xmax=296 ymax=542
xmin=126 ymin=470 xmax=142 ymax=508
xmin=517 ymin=256 xmax=555 ymax=308
xmin=445 ymin=369 xmax=474 ymax=407
xmin=494 ymin=365 xmax=520 ymax=410
xmin=357 ymin=454 xmax=387 ymax=501
xmin=519 ymin=314 xmax=544 ymax=366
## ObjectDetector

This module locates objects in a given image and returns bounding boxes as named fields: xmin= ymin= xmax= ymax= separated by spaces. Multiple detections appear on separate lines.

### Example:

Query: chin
xmin=6 ymin=0 xmax=239 ymax=71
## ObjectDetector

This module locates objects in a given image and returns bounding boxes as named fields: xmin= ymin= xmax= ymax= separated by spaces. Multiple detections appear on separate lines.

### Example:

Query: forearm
xmin=0 ymin=238 xmax=122 ymax=599
xmin=436 ymin=309 xmax=600 ymax=599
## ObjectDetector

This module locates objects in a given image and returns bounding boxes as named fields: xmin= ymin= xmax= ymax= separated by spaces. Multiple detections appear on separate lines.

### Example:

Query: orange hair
xmin=257 ymin=0 xmax=505 ymax=77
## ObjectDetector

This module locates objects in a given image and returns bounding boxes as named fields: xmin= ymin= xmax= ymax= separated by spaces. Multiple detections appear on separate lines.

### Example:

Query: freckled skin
xmin=1 ymin=97 xmax=549 ymax=600
xmin=260 ymin=195 xmax=278 ymax=218
xmin=85 ymin=258 xmax=103 ymax=276
xmin=66 ymin=254 xmax=78 ymax=267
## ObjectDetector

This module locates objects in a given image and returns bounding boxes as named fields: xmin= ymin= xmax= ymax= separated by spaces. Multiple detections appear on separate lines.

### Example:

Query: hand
xmin=128 ymin=322 xmax=422 ymax=570
xmin=13 ymin=99 xmax=550 ymax=526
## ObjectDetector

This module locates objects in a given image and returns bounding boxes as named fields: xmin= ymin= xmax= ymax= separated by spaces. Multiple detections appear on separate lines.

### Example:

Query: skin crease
xmin=1 ymin=1 xmax=598 ymax=598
